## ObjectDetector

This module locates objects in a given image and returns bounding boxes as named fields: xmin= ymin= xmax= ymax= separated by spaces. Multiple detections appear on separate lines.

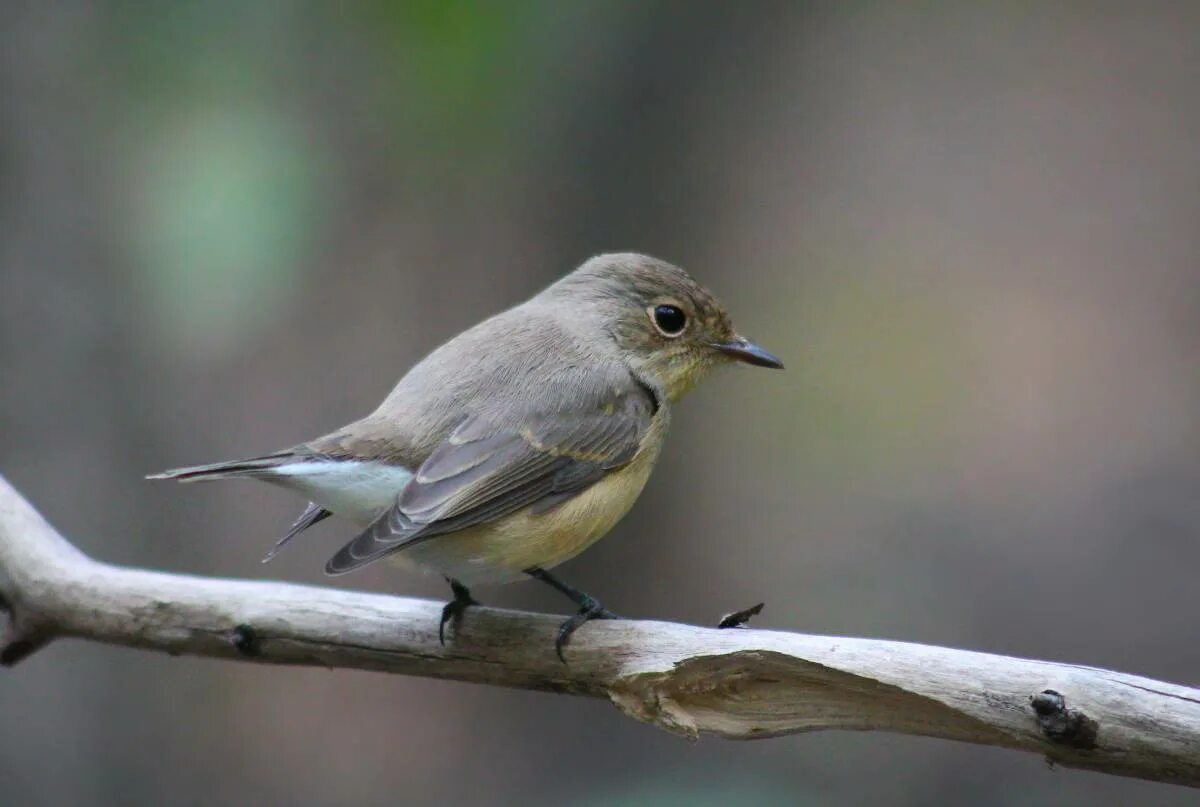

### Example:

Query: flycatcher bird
xmin=151 ymin=253 xmax=783 ymax=657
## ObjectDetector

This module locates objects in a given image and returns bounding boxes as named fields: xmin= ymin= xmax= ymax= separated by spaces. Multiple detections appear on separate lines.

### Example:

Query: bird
xmin=150 ymin=253 xmax=784 ymax=658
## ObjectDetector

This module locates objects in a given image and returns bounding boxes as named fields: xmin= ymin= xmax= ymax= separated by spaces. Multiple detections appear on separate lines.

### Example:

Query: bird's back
xmin=305 ymin=301 xmax=630 ymax=470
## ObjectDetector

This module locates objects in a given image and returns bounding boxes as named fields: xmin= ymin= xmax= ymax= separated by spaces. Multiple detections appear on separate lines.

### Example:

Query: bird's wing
xmin=324 ymin=379 xmax=656 ymax=575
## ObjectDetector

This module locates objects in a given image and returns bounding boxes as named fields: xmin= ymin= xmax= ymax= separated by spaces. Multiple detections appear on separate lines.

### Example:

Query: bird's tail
xmin=146 ymin=451 xmax=295 ymax=483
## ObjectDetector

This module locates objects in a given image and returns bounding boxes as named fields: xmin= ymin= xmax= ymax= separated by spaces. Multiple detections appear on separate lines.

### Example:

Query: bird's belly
xmin=268 ymin=460 xmax=413 ymax=525
xmin=395 ymin=445 xmax=660 ymax=586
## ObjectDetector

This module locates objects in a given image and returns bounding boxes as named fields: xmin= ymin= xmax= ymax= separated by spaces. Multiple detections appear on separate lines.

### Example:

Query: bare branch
xmin=1 ymin=473 xmax=1197 ymax=788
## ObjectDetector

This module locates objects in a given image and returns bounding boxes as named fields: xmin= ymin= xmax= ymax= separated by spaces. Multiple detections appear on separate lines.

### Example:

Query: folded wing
xmin=324 ymin=381 xmax=654 ymax=575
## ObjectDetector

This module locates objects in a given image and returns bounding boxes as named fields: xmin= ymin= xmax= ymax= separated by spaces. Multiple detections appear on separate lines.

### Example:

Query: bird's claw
xmin=439 ymin=581 xmax=479 ymax=645
xmin=554 ymin=601 xmax=618 ymax=663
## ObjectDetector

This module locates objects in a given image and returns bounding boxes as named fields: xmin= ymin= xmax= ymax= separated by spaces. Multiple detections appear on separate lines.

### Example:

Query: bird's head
xmin=543 ymin=253 xmax=783 ymax=402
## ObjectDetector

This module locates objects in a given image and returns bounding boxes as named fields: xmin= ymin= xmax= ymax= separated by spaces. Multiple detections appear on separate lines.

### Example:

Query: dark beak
xmin=713 ymin=336 xmax=785 ymax=369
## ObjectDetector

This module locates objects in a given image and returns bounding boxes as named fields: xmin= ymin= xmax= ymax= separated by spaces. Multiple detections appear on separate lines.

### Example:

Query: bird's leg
xmin=439 ymin=577 xmax=479 ymax=645
xmin=525 ymin=567 xmax=618 ymax=661
xmin=525 ymin=567 xmax=618 ymax=617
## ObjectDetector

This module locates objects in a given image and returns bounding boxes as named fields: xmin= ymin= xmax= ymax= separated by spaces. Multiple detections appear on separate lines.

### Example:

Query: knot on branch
xmin=230 ymin=624 xmax=263 ymax=657
xmin=1031 ymin=689 xmax=1099 ymax=750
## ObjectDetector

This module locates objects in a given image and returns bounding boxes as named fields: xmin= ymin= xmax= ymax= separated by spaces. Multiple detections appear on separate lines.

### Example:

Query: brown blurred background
xmin=2 ymin=2 xmax=1199 ymax=804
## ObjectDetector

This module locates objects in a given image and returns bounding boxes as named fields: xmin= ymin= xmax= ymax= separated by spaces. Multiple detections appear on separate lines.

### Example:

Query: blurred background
xmin=2 ymin=1 xmax=1198 ymax=804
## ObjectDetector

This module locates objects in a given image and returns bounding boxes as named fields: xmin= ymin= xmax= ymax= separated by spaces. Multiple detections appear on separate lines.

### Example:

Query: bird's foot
xmin=439 ymin=578 xmax=480 ymax=645
xmin=555 ymin=594 xmax=618 ymax=662
xmin=523 ymin=567 xmax=619 ymax=661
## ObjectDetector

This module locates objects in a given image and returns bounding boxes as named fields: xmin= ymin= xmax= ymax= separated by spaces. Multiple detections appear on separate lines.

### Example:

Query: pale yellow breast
xmin=395 ymin=411 xmax=669 ymax=585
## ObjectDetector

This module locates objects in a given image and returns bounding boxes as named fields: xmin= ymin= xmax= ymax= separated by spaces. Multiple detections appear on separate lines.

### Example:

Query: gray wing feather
xmin=324 ymin=382 xmax=653 ymax=575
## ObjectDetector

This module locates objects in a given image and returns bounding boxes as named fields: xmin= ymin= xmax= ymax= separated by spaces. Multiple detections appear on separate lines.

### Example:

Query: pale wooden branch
xmin=1 ymin=474 xmax=1198 ymax=788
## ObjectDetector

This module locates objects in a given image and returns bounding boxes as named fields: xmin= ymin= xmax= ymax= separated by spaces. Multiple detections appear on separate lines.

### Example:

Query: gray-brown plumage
xmin=151 ymin=253 xmax=783 ymax=656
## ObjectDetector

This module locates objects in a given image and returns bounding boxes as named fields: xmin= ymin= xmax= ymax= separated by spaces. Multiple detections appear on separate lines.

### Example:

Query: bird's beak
xmin=713 ymin=336 xmax=785 ymax=369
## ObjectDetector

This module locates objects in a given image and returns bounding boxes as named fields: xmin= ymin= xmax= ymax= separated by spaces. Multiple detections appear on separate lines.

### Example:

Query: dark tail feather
xmin=262 ymin=502 xmax=332 ymax=563
xmin=146 ymin=452 xmax=295 ymax=482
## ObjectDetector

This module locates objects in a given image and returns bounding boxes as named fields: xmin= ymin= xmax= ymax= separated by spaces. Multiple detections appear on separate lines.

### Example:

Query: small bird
xmin=151 ymin=253 xmax=783 ymax=657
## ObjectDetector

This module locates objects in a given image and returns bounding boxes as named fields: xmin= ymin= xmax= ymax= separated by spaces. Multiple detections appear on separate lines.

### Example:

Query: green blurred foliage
xmin=132 ymin=106 xmax=324 ymax=358
xmin=360 ymin=0 xmax=537 ymax=142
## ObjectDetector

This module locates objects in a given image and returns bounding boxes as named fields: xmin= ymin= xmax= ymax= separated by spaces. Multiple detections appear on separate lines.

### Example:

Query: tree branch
xmin=1 ymin=473 xmax=1197 ymax=789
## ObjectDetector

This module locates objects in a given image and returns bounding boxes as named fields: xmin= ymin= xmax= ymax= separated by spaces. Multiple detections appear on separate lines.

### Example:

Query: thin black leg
xmin=439 ymin=577 xmax=479 ymax=645
xmin=525 ymin=567 xmax=618 ymax=661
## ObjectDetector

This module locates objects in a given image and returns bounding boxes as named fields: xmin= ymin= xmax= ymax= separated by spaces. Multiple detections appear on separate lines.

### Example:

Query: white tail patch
xmin=270 ymin=461 xmax=414 ymax=525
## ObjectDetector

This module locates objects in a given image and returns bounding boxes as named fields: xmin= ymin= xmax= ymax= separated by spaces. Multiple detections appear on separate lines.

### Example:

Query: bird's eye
xmin=650 ymin=304 xmax=687 ymax=337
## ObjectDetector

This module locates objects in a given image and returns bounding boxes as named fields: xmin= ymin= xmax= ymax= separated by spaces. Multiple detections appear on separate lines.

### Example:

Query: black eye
xmin=651 ymin=304 xmax=687 ymax=336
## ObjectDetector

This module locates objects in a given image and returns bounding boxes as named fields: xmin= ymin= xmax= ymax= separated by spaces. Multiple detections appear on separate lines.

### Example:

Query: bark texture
xmin=1 ymin=474 xmax=1197 ymax=788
